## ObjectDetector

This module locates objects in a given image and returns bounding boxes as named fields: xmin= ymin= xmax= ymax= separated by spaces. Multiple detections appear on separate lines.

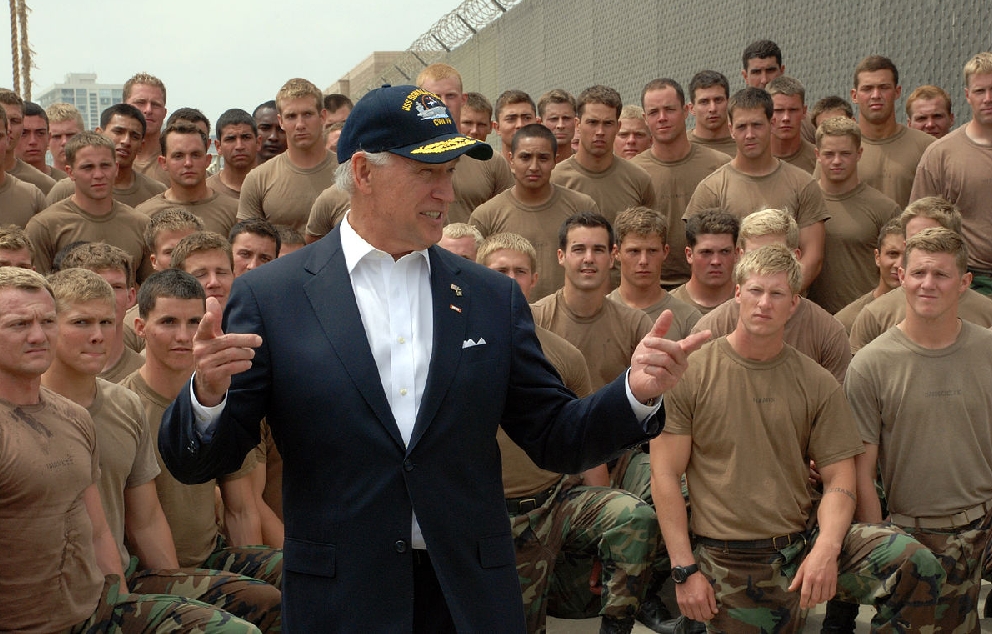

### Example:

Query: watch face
xmin=673 ymin=567 xmax=687 ymax=583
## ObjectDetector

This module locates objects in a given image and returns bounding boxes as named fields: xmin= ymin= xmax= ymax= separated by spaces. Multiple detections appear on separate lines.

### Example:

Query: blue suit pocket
xmin=478 ymin=533 xmax=515 ymax=569
xmin=284 ymin=537 xmax=336 ymax=578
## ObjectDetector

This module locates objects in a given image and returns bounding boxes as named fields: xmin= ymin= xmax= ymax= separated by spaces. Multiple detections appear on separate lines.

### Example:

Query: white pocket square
xmin=462 ymin=338 xmax=487 ymax=349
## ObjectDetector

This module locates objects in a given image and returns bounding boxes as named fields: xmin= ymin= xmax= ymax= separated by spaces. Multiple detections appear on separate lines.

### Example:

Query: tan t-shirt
xmin=306 ymin=185 xmax=351 ymax=239
xmin=631 ymin=145 xmax=730 ymax=285
xmin=99 ymin=345 xmax=145 ymax=384
xmin=121 ymin=371 xmax=256 ymax=568
xmin=8 ymin=157 xmax=56 ymax=194
xmin=777 ymin=139 xmax=817 ymax=174
xmin=51 ymin=166 xmax=68 ymax=181
xmin=0 ymin=174 xmax=46 ymax=227
xmin=448 ymin=153 xmax=514 ymax=225
xmin=470 ymin=186 xmax=600 ymax=301
xmin=26 ymin=198 xmax=149 ymax=275
xmin=606 ymin=287 xmax=701 ymax=340
xmin=206 ymin=172 xmax=241 ymax=199
xmin=685 ymin=161 xmax=830 ymax=230
xmin=664 ymin=337 xmax=863 ymax=540
xmin=551 ymin=155 xmax=656 ymax=225
xmin=688 ymin=130 xmax=738 ymax=158
xmin=134 ymin=153 xmax=170 ymax=185
xmin=0 ymin=387 xmax=104 ymax=632
xmin=849 ymin=286 xmax=992 ymax=352
xmin=89 ymin=379 xmax=160 ymax=567
xmin=847 ymin=323 xmax=992 ymax=519
xmin=911 ymin=126 xmax=992 ymax=271
xmin=137 ymin=191 xmax=238 ymax=238
xmin=238 ymin=151 xmax=338 ymax=232
xmin=498 ymin=326 xmax=593 ymax=498
xmin=532 ymin=290 xmax=652 ymax=390
xmin=692 ymin=297 xmax=851 ymax=384
xmin=669 ymin=283 xmax=724 ymax=315
xmin=857 ymin=124 xmax=933 ymax=208
xmin=807 ymin=183 xmax=901 ymax=314
xmin=46 ymin=171 xmax=168 ymax=209
xmin=123 ymin=305 xmax=144 ymax=353
xmin=834 ymin=291 xmax=876 ymax=336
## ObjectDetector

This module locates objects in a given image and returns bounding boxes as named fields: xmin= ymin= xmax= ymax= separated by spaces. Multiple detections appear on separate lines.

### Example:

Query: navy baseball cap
xmin=336 ymin=84 xmax=493 ymax=164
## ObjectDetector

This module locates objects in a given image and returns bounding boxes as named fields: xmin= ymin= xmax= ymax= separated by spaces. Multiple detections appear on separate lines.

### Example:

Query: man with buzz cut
xmin=124 ymin=72 xmax=170 ymax=185
xmin=614 ymin=105 xmax=651 ymax=160
xmin=686 ymin=87 xmax=829 ymax=291
xmin=633 ymin=78 xmax=729 ymax=287
xmin=252 ymin=100 xmax=286 ymax=164
xmin=741 ymin=39 xmax=785 ymax=90
xmin=810 ymin=95 xmax=854 ymax=129
xmin=209 ymin=109 xmax=259 ymax=200
xmin=47 ymin=102 xmax=84 ymax=173
xmin=471 ymin=124 xmax=600 ymax=300
xmin=906 ymin=85 xmax=955 ymax=139
xmin=538 ymin=88 xmax=578 ymax=164
xmin=0 ymin=106 xmax=46 ymax=227
xmin=47 ymin=104 xmax=168 ymax=209
xmin=459 ymin=92 xmax=494 ymax=142
xmin=493 ymin=89 xmax=538 ymax=162
xmin=0 ymin=88 xmax=57 ymax=193
xmin=238 ymin=78 xmax=336 ymax=232
xmin=417 ymin=63 xmax=513 ymax=223
xmin=687 ymin=70 xmax=737 ymax=158
xmin=27 ymin=132 xmax=149 ymax=275
xmin=0 ymin=223 xmax=34 ymax=268
xmin=808 ymin=116 xmax=901 ymax=314
xmin=767 ymin=76 xmax=817 ymax=174
xmin=654 ymin=244 xmax=944 ymax=632
xmin=552 ymin=85 xmax=656 ymax=227
xmin=669 ymin=209 xmax=740 ymax=316
xmin=17 ymin=101 xmax=67 ymax=180
xmin=136 ymin=122 xmax=237 ymax=238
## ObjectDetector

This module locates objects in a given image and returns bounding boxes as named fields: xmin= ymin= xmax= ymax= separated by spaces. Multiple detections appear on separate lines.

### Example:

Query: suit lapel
xmin=409 ymin=248 xmax=467 ymax=450
xmin=303 ymin=230 xmax=405 ymax=450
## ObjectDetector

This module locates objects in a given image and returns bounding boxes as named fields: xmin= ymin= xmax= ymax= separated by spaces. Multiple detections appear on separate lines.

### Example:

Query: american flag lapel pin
xmin=451 ymin=283 xmax=462 ymax=296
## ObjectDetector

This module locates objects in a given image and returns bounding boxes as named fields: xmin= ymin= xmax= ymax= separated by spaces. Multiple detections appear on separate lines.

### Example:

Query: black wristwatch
xmin=671 ymin=564 xmax=700 ymax=584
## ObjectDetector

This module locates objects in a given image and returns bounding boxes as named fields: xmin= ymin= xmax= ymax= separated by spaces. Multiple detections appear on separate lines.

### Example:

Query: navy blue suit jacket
xmin=160 ymin=227 xmax=662 ymax=632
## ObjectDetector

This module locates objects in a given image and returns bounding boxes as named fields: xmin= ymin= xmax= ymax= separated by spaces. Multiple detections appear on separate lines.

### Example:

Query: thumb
xmin=650 ymin=309 xmax=674 ymax=338
xmin=196 ymin=296 xmax=224 ymax=340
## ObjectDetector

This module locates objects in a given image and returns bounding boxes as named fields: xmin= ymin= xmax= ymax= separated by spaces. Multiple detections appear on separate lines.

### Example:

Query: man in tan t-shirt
xmin=848 ymin=227 xmax=992 ymax=630
xmin=209 ymin=109 xmax=260 ymax=200
xmin=767 ymin=76 xmax=817 ymax=174
xmin=614 ymin=105 xmax=651 ymax=160
xmin=47 ymin=102 xmax=83 ymax=174
xmin=458 ymin=92 xmax=494 ymax=142
xmin=470 ymin=124 xmax=599 ymax=300
xmin=0 ymin=88 xmax=57 ymax=193
xmin=652 ymin=244 xmax=942 ymax=631
xmin=685 ymin=87 xmax=828 ymax=290
xmin=538 ymin=89 xmax=578 ymax=164
xmin=124 ymin=73 xmax=170 ymax=185
xmin=834 ymin=218 xmax=905 ymax=335
xmin=253 ymin=100 xmax=286 ymax=164
xmin=633 ymin=78 xmax=730 ymax=286
xmin=136 ymin=122 xmax=237 ymax=237
xmin=911 ymin=52 xmax=992 ymax=295
xmin=493 ymin=89 xmax=538 ymax=162
xmin=304 ymin=184 xmax=350 ymax=243
xmin=906 ymin=85 xmax=955 ymax=139
xmin=808 ymin=116 xmax=901 ymax=313
xmin=0 ymin=106 xmax=46 ymax=227
xmin=417 ymin=63 xmax=514 ymax=223
xmin=17 ymin=101 xmax=67 ymax=180
xmin=169 ymin=231 xmax=235 ymax=310
xmin=238 ymin=78 xmax=336 ymax=232
xmin=687 ymin=71 xmax=737 ymax=157
xmin=26 ymin=132 xmax=149 ymax=275
xmin=551 ymin=85 xmax=655 ymax=226
xmin=850 ymin=55 xmax=933 ymax=207
xmin=669 ymin=210 xmax=739 ymax=315
xmin=47 ymin=104 xmax=168 ymax=209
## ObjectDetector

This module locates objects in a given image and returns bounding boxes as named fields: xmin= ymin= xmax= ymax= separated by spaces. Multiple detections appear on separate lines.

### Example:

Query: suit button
xmin=395 ymin=540 xmax=408 ymax=553
xmin=186 ymin=440 xmax=197 ymax=454
xmin=403 ymin=459 xmax=414 ymax=472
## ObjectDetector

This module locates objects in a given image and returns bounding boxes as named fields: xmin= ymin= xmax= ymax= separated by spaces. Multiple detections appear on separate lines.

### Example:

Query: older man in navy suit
xmin=159 ymin=84 xmax=710 ymax=634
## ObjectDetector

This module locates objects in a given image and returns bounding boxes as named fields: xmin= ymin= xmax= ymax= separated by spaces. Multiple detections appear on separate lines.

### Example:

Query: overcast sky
xmin=2 ymin=0 xmax=461 ymax=129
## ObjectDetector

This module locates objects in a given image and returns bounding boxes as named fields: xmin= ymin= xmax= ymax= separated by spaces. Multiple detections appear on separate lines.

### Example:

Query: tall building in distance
xmin=35 ymin=73 xmax=123 ymax=130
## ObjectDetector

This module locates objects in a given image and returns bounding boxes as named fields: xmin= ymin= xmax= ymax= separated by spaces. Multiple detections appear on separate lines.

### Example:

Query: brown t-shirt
xmin=663 ymin=337 xmax=862 ymax=540
xmin=692 ymin=297 xmax=851 ymax=384
xmin=238 ymin=152 xmax=338 ymax=232
xmin=206 ymin=172 xmax=241 ymax=199
xmin=911 ymin=126 xmax=992 ymax=271
xmin=0 ymin=388 xmax=104 ymax=632
xmin=99 ymin=345 xmax=145 ymax=384
xmin=51 ymin=166 xmax=68 ymax=181
xmin=137 ymin=191 xmax=238 ymax=238
xmin=0 ymin=174 xmax=46 ymax=227
xmin=857 ymin=124 xmax=933 ymax=208
xmin=8 ymin=157 xmax=56 ymax=194
xmin=669 ymin=283 xmax=724 ymax=315
xmin=532 ymin=290 xmax=652 ymax=390
xmin=448 ymin=153 xmax=514 ymax=225
xmin=834 ymin=291 xmax=876 ymax=336
xmin=306 ymin=185 xmax=351 ymax=240
xmin=134 ymin=153 xmax=170 ymax=185
xmin=121 ymin=371 xmax=256 ymax=568
xmin=89 ymin=379 xmax=160 ymax=567
xmin=688 ymin=130 xmax=738 ymax=158
xmin=551 ymin=155 xmax=656 ymax=225
xmin=606 ymin=287 xmax=701 ymax=340
xmin=498 ymin=326 xmax=593 ymax=498
xmin=685 ymin=161 xmax=830 ymax=230
xmin=47 ymin=171 xmax=168 ymax=209
xmin=631 ymin=145 xmax=730 ymax=285
xmin=26 ymin=198 xmax=149 ymax=275
xmin=847 ymin=323 xmax=992 ymax=519
xmin=777 ymin=139 xmax=817 ymax=174
xmin=470 ymin=186 xmax=600 ymax=301
xmin=123 ymin=305 xmax=144 ymax=353
xmin=849 ymin=286 xmax=992 ymax=352
xmin=807 ymin=183 xmax=901 ymax=314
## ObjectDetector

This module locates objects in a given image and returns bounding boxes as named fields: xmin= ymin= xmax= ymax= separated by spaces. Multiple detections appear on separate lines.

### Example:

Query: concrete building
xmin=36 ymin=73 xmax=123 ymax=131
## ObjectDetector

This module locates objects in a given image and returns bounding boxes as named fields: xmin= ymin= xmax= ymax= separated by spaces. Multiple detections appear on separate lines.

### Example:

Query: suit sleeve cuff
xmin=190 ymin=373 xmax=227 ymax=442
xmin=624 ymin=369 xmax=663 ymax=422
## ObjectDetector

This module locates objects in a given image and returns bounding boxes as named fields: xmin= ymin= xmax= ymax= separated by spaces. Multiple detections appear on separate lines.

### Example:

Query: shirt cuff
xmin=625 ymin=369 xmax=663 ymax=421
xmin=190 ymin=374 xmax=227 ymax=441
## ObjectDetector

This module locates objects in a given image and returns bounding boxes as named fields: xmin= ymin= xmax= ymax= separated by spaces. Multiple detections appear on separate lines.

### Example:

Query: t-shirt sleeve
xmin=807 ymin=383 xmax=864 ymax=467
xmin=492 ymin=157 xmax=514 ymax=193
xmin=821 ymin=323 xmax=853 ymax=385
xmin=844 ymin=361 xmax=883 ymax=445
xmin=797 ymin=180 xmax=830 ymax=227
xmin=909 ymin=149 xmax=940 ymax=203
xmin=237 ymin=170 xmax=265 ymax=221
xmin=24 ymin=216 xmax=55 ymax=274
xmin=848 ymin=307 xmax=880 ymax=354
xmin=683 ymin=180 xmax=718 ymax=220
xmin=661 ymin=371 xmax=694 ymax=435
xmin=127 ymin=396 xmax=162 ymax=488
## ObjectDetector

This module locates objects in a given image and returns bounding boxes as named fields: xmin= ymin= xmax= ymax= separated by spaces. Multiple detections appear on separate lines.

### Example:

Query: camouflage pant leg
xmin=127 ymin=564 xmax=281 ymax=633
xmin=203 ymin=545 xmax=283 ymax=589
xmin=904 ymin=523 xmax=988 ymax=634
xmin=71 ymin=574 xmax=261 ymax=633
xmin=517 ymin=477 xmax=658 ymax=627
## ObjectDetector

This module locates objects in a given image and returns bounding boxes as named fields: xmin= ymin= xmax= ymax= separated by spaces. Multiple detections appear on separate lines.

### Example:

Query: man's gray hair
xmin=335 ymin=151 xmax=392 ymax=194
